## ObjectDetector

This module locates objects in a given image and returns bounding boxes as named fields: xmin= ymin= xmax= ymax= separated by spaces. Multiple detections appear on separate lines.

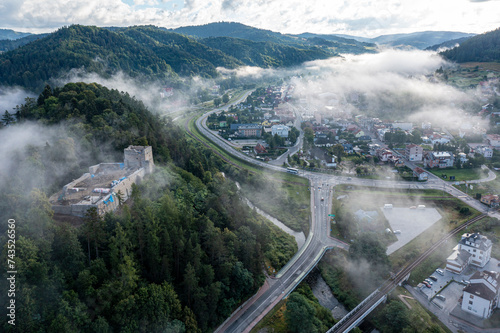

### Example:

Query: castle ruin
xmin=50 ymin=145 xmax=154 ymax=217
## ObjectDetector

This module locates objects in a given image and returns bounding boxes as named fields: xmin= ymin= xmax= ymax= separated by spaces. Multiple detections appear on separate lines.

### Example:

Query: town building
xmin=475 ymin=146 xmax=494 ymax=159
xmin=423 ymin=151 xmax=454 ymax=168
xmin=480 ymin=195 xmax=500 ymax=208
xmin=413 ymin=167 xmax=428 ymax=181
xmin=446 ymin=245 xmax=472 ymax=274
xmin=462 ymin=270 xmax=500 ymax=319
xmin=392 ymin=122 xmax=413 ymax=131
xmin=459 ymin=233 xmax=493 ymax=267
xmin=405 ymin=144 xmax=423 ymax=162
xmin=377 ymin=149 xmax=393 ymax=162
xmin=254 ymin=143 xmax=267 ymax=154
xmin=232 ymin=124 xmax=262 ymax=137
xmin=486 ymin=134 xmax=500 ymax=148
xmin=271 ymin=124 xmax=290 ymax=138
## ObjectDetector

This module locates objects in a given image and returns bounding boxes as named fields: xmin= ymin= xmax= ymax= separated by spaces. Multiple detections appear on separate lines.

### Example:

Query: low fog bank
xmin=217 ymin=49 xmax=488 ymax=132
xmin=0 ymin=86 xmax=35 ymax=114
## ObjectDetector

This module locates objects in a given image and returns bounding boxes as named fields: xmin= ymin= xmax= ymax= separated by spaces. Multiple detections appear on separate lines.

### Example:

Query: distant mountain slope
xmin=0 ymin=33 xmax=49 ymax=52
xmin=425 ymin=36 xmax=473 ymax=51
xmin=117 ymin=26 xmax=243 ymax=77
xmin=173 ymin=21 xmax=296 ymax=44
xmin=0 ymin=28 xmax=32 ymax=40
xmin=295 ymin=33 xmax=377 ymax=54
xmin=440 ymin=28 xmax=500 ymax=63
xmin=174 ymin=21 xmax=375 ymax=55
xmin=371 ymin=31 xmax=475 ymax=49
xmin=200 ymin=36 xmax=330 ymax=68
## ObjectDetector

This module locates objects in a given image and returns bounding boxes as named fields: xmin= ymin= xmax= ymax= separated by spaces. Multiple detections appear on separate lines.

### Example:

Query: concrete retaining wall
xmin=63 ymin=173 xmax=91 ymax=192
xmin=111 ymin=167 xmax=145 ymax=201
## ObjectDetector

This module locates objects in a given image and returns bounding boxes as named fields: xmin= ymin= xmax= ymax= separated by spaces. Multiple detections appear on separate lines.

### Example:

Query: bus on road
xmin=287 ymin=167 xmax=299 ymax=174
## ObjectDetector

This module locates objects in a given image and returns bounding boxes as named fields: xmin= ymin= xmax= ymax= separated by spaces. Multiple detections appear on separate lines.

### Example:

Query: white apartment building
xmin=459 ymin=233 xmax=492 ymax=267
xmin=271 ymin=124 xmax=290 ymax=138
xmin=405 ymin=144 xmax=423 ymax=162
xmin=462 ymin=271 xmax=500 ymax=319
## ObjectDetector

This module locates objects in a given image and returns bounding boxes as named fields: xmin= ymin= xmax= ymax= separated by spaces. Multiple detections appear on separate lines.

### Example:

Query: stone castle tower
xmin=124 ymin=145 xmax=155 ymax=174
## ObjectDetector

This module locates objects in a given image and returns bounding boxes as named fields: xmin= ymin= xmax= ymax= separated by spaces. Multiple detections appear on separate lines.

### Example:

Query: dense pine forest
xmin=0 ymin=82 xmax=297 ymax=332
xmin=440 ymin=28 xmax=500 ymax=63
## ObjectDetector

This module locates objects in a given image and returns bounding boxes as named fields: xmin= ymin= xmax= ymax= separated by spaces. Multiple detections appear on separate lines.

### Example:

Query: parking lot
xmin=384 ymin=207 xmax=442 ymax=255
xmin=414 ymin=258 xmax=500 ymax=329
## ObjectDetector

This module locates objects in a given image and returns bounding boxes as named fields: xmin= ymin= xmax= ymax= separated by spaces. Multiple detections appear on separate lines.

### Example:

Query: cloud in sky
xmin=0 ymin=0 xmax=498 ymax=36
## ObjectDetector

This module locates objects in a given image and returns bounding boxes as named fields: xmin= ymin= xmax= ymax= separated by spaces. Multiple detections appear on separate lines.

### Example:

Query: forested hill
xmin=425 ymin=36 xmax=472 ymax=51
xmin=0 ymin=33 xmax=49 ymax=52
xmin=0 ymin=28 xmax=31 ymax=40
xmin=440 ymin=28 xmax=500 ymax=63
xmin=0 ymin=25 xmax=179 ymax=92
xmin=200 ymin=36 xmax=331 ymax=67
xmin=173 ymin=21 xmax=376 ymax=54
xmin=0 ymin=24 xmax=334 ymax=92
xmin=0 ymin=82 xmax=296 ymax=332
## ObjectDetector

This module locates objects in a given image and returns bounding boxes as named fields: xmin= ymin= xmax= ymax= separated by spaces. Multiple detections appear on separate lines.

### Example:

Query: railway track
xmin=329 ymin=213 xmax=488 ymax=333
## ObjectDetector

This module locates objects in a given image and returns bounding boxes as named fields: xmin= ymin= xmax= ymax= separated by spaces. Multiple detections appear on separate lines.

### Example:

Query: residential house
xmin=377 ymin=149 xmax=393 ymax=162
xmin=271 ymin=125 xmax=290 ymax=138
xmin=405 ymin=144 xmax=423 ymax=162
xmin=446 ymin=245 xmax=472 ymax=274
xmin=254 ymin=143 xmax=267 ymax=155
xmin=462 ymin=270 xmax=500 ymax=319
xmin=475 ymin=146 xmax=494 ymax=159
xmin=392 ymin=122 xmax=413 ymax=131
xmin=486 ymin=134 xmax=500 ymax=148
xmin=480 ymin=194 xmax=500 ymax=208
xmin=342 ymin=143 xmax=354 ymax=154
xmin=358 ymin=135 xmax=372 ymax=142
xmin=323 ymin=156 xmax=337 ymax=168
xmin=261 ymin=120 xmax=272 ymax=127
xmin=457 ymin=153 xmax=469 ymax=164
xmin=459 ymin=233 xmax=493 ymax=267
xmin=413 ymin=167 xmax=428 ymax=181
xmin=428 ymin=133 xmax=451 ymax=145
xmin=423 ymin=151 xmax=454 ymax=168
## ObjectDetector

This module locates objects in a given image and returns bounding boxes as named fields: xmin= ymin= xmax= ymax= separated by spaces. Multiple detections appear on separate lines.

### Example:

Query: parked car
xmin=394 ymin=230 xmax=402 ymax=234
xmin=429 ymin=275 xmax=438 ymax=281
xmin=435 ymin=294 xmax=446 ymax=301
xmin=423 ymin=281 xmax=431 ymax=288
xmin=436 ymin=269 xmax=444 ymax=276
xmin=462 ymin=280 xmax=470 ymax=285
xmin=424 ymin=279 xmax=433 ymax=285
xmin=347 ymin=177 xmax=352 ymax=180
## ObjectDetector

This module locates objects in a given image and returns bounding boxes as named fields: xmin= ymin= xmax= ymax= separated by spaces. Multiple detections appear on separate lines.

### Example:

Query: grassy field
xmin=454 ymin=170 xmax=500 ymax=197
xmin=460 ymin=62 xmax=500 ymax=72
xmin=428 ymin=168 xmax=484 ymax=182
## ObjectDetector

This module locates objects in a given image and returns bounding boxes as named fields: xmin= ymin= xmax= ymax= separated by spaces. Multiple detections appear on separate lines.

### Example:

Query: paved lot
xmin=412 ymin=258 xmax=500 ymax=332
xmin=383 ymin=207 xmax=442 ymax=255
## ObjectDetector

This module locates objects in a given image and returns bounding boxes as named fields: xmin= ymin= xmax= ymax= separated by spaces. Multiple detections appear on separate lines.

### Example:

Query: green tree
xmin=374 ymin=300 xmax=410 ymax=333
xmin=222 ymin=93 xmax=229 ymax=103
xmin=214 ymin=98 xmax=221 ymax=107
xmin=285 ymin=293 xmax=317 ymax=333
xmin=2 ymin=111 xmax=15 ymax=125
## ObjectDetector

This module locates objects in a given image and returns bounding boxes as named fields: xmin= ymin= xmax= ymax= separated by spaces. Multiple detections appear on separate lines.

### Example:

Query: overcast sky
xmin=0 ymin=0 xmax=499 ymax=37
